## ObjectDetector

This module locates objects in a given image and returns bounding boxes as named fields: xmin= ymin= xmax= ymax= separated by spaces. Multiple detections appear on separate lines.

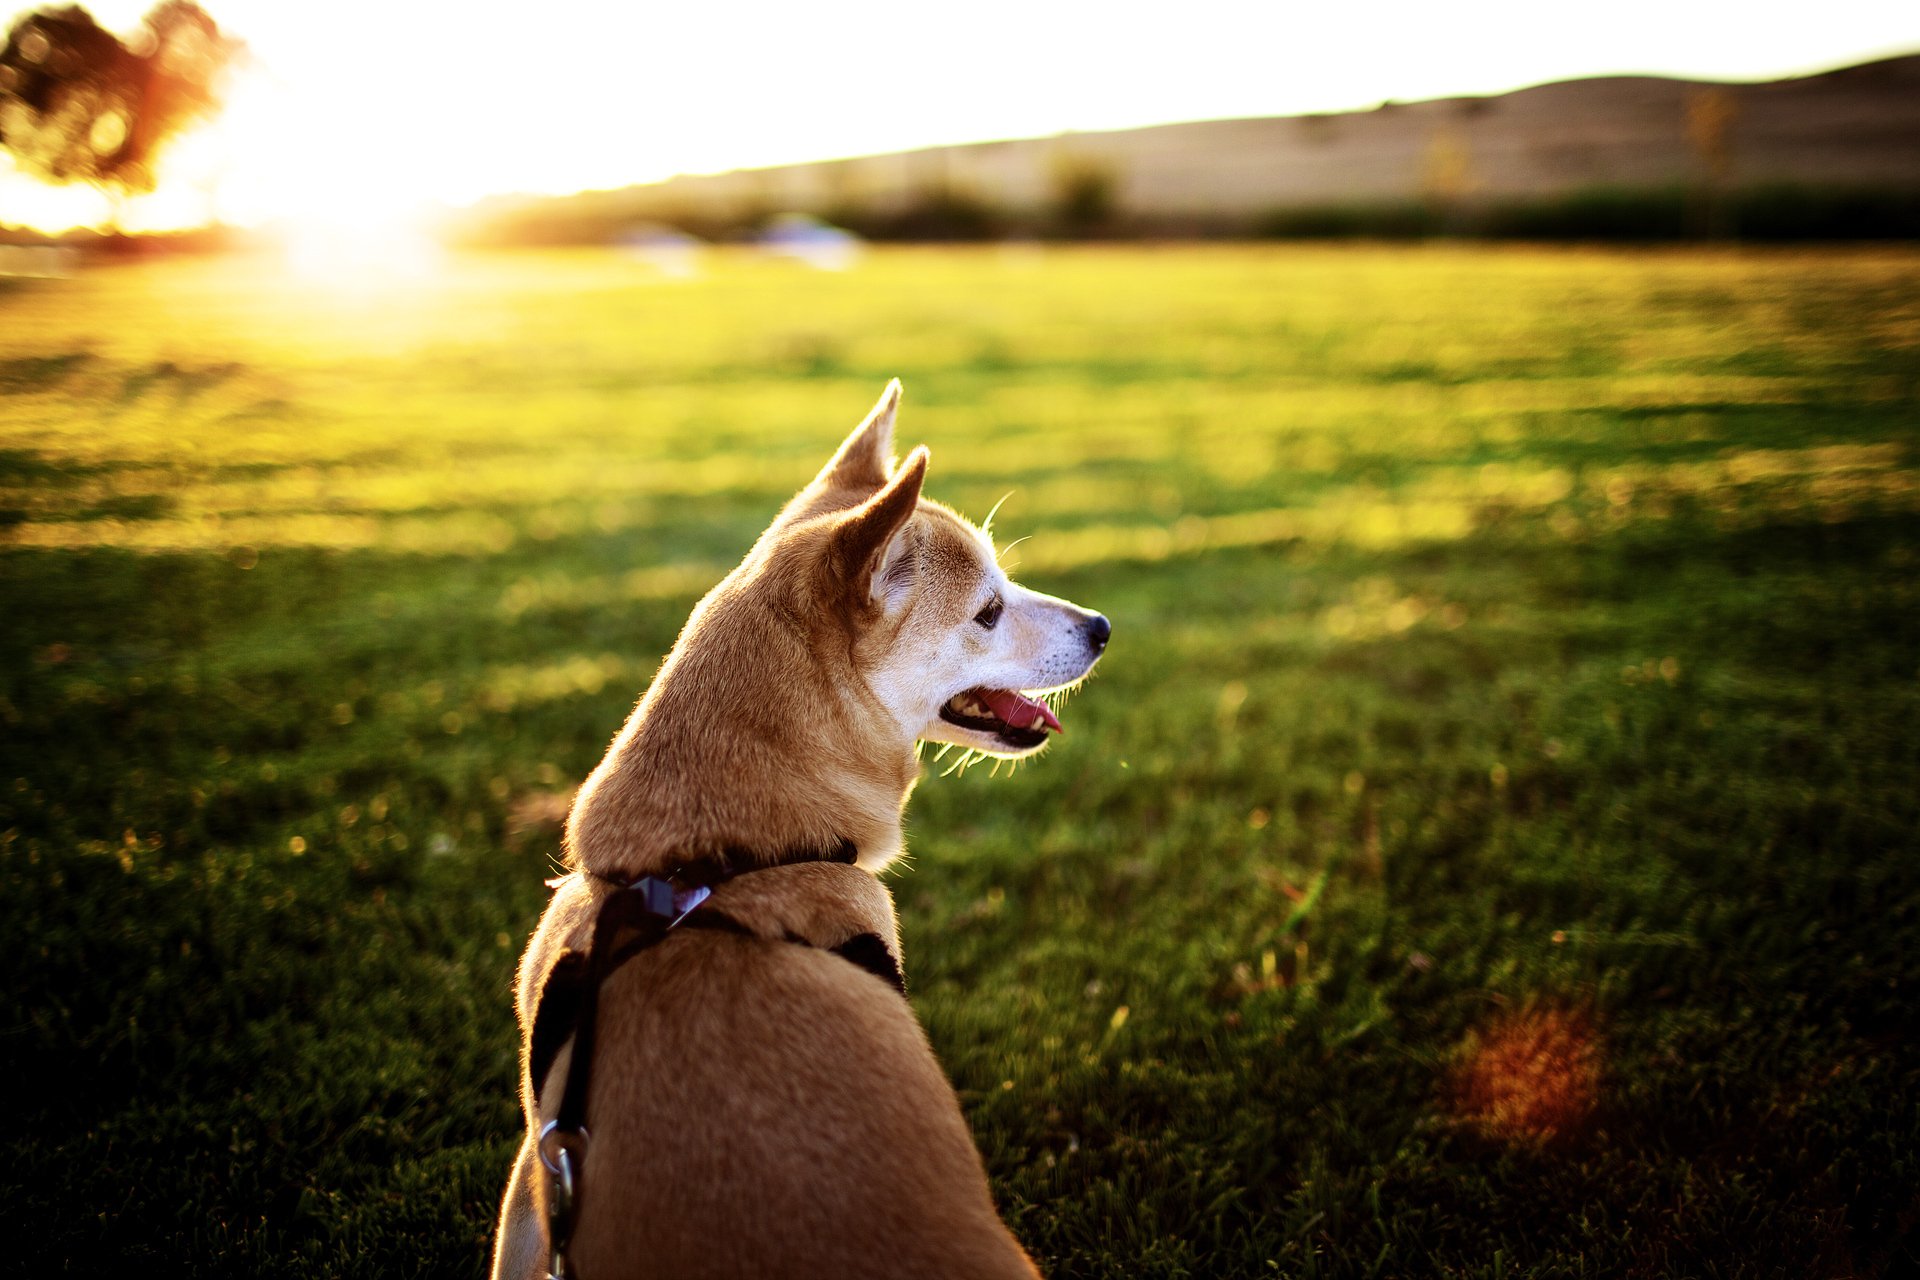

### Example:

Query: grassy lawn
xmin=2 ymin=244 xmax=1917 ymax=1278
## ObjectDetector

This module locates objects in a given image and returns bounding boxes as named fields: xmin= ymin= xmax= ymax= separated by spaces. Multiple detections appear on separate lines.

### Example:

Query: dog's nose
xmin=1084 ymin=613 xmax=1111 ymax=653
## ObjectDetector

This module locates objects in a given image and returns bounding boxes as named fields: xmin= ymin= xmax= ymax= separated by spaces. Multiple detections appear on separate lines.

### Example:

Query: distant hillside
xmin=455 ymin=55 xmax=1920 ymax=241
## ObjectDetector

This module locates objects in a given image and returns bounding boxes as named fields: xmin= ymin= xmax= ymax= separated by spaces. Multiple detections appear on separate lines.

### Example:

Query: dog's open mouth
xmin=939 ymin=688 xmax=1062 ymax=749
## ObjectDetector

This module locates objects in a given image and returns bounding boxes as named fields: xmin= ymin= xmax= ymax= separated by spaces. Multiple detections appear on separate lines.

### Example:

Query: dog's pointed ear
xmin=829 ymin=444 xmax=928 ymax=607
xmin=813 ymin=378 xmax=902 ymax=492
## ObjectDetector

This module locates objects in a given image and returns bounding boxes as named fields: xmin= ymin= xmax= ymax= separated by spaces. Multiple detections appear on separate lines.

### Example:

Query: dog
xmin=491 ymin=381 xmax=1109 ymax=1279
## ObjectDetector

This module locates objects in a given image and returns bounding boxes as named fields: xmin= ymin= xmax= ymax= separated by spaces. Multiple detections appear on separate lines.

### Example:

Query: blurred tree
xmin=1050 ymin=153 xmax=1116 ymax=238
xmin=1421 ymin=125 xmax=1477 ymax=234
xmin=0 ymin=2 xmax=238 ymax=214
xmin=1686 ymin=87 xmax=1737 ymax=238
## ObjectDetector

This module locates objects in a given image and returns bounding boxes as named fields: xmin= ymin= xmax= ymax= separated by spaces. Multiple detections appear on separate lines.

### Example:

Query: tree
xmin=1049 ymin=152 xmax=1117 ymax=238
xmin=0 ymin=2 xmax=238 ymax=208
xmin=1686 ymin=87 xmax=1738 ymax=239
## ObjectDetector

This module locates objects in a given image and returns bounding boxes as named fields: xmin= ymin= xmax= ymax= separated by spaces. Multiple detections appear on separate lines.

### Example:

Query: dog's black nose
xmin=1085 ymin=613 xmax=1111 ymax=652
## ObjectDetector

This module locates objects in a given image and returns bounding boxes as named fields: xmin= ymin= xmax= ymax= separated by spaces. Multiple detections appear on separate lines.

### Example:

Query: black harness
xmin=530 ymin=840 xmax=905 ymax=1280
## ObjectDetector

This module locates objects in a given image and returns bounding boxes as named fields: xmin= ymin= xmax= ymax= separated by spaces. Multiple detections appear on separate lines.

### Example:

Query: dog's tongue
xmin=983 ymin=689 xmax=1062 ymax=733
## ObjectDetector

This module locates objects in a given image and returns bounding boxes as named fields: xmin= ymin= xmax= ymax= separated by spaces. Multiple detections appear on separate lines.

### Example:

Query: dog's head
xmin=771 ymin=380 xmax=1109 ymax=761
xmin=565 ymin=381 xmax=1110 ymax=873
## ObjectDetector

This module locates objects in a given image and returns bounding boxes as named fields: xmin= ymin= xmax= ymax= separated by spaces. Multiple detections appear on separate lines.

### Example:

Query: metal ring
xmin=538 ymin=1119 xmax=590 ymax=1175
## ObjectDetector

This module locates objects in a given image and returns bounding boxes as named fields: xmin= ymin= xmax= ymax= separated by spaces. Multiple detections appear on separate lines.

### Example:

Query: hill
xmin=455 ymin=54 xmax=1920 ymax=241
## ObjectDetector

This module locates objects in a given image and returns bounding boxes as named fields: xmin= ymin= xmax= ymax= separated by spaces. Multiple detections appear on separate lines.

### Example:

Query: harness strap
xmin=551 ymin=884 xmax=671 ymax=1143
xmin=827 ymin=931 xmax=908 ymax=996
xmin=530 ymin=915 xmax=906 ymax=1109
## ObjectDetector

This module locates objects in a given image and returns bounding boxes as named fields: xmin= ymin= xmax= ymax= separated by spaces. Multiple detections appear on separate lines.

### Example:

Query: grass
xmin=1 ymin=243 xmax=1917 ymax=1278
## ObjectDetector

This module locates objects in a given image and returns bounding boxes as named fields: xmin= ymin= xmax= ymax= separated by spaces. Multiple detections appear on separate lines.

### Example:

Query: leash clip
xmin=539 ymin=1119 xmax=588 ymax=1279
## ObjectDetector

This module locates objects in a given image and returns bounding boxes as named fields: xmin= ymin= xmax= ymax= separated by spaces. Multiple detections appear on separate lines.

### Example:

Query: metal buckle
xmin=632 ymin=874 xmax=710 ymax=923
xmin=539 ymin=1120 xmax=588 ymax=1279
xmin=636 ymin=875 xmax=678 ymax=919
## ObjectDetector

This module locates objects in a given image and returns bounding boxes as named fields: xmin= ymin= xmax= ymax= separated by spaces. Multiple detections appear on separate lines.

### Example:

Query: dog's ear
xmin=829 ymin=444 xmax=927 ymax=608
xmin=813 ymin=378 xmax=902 ymax=493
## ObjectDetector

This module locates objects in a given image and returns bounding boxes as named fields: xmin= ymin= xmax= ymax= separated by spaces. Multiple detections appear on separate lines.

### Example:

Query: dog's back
xmin=495 ymin=868 xmax=1037 ymax=1280
xmin=573 ymin=930 xmax=1032 ymax=1277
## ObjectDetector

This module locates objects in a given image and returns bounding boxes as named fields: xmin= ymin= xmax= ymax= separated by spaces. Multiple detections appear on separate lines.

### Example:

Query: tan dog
xmin=491 ymin=381 xmax=1108 ymax=1280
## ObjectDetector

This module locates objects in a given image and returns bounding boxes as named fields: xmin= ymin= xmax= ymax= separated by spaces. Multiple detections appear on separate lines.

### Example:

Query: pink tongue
xmin=982 ymin=689 xmax=1062 ymax=733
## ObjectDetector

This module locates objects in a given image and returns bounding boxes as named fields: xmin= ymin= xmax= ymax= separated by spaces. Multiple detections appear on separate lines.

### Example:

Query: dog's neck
xmin=564 ymin=589 xmax=920 ymax=879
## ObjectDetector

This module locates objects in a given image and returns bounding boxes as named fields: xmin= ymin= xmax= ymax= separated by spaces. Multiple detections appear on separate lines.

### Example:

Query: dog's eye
xmin=973 ymin=596 xmax=1003 ymax=630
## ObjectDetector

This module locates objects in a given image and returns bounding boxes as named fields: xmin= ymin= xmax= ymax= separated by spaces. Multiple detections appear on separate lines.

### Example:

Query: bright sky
xmin=3 ymin=0 xmax=1917 ymax=233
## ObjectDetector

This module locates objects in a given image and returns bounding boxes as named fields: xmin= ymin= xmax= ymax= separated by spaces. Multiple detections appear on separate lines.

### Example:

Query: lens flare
xmin=1451 ymin=1006 xmax=1601 ymax=1141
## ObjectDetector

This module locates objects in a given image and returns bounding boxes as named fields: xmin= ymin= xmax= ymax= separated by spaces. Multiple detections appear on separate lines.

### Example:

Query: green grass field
xmin=3 ymin=244 xmax=1917 ymax=1278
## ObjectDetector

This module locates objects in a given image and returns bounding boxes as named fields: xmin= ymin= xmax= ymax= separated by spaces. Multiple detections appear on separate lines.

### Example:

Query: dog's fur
xmin=491 ymin=382 xmax=1107 ymax=1279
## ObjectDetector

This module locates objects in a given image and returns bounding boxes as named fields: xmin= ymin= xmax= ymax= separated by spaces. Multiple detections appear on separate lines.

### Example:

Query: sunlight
xmin=276 ymin=219 xmax=444 ymax=282
xmin=0 ymin=52 xmax=446 ymax=275
xmin=202 ymin=67 xmax=445 ymax=279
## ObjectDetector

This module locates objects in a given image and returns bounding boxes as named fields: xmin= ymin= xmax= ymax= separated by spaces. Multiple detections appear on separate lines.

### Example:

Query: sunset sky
xmin=3 ymin=0 xmax=1917 ymax=234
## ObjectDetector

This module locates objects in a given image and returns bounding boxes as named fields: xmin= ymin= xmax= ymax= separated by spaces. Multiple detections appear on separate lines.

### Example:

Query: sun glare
xmin=2 ymin=49 xmax=444 ymax=280
xmin=198 ymin=68 xmax=444 ymax=279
